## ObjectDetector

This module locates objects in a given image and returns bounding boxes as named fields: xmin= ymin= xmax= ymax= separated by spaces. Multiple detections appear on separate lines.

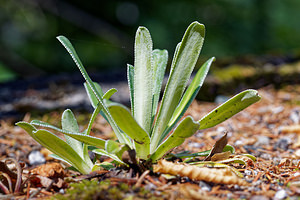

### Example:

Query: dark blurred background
xmin=1 ymin=0 xmax=300 ymax=83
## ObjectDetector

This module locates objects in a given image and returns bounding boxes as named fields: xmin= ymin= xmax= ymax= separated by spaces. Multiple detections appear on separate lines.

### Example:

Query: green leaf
xmin=223 ymin=144 xmax=235 ymax=154
xmin=151 ymin=49 xmax=168 ymax=122
xmin=92 ymin=149 xmax=126 ymax=165
xmin=93 ymin=162 xmax=115 ymax=171
xmin=62 ymin=132 xmax=107 ymax=149
xmin=133 ymin=26 xmax=153 ymax=133
xmin=31 ymin=119 xmax=83 ymax=136
xmin=62 ymin=109 xmax=84 ymax=157
xmin=62 ymin=109 xmax=94 ymax=168
xmin=85 ymin=102 xmax=102 ymax=136
xmin=105 ymin=140 xmax=124 ymax=154
xmin=16 ymin=121 xmax=38 ymax=140
xmin=105 ymin=140 xmax=130 ymax=160
xmin=242 ymin=154 xmax=257 ymax=162
xmin=84 ymin=82 xmax=111 ymax=125
xmin=127 ymin=64 xmax=135 ymax=115
xmin=198 ymin=89 xmax=261 ymax=130
xmin=34 ymin=129 xmax=91 ymax=174
xmin=103 ymin=88 xmax=117 ymax=100
xmin=57 ymin=36 xmax=129 ymax=145
xmin=49 ymin=154 xmax=71 ymax=165
xmin=30 ymin=120 xmax=63 ymax=133
xmin=16 ymin=122 xmax=91 ymax=174
xmin=165 ymin=57 xmax=215 ymax=138
xmin=84 ymin=82 xmax=104 ymax=109
xmin=108 ymin=104 xmax=150 ymax=159
xmin=150 ymin=116 xmax=200 ymax=161
xmin=151 ymin=22 xmax=205 ymax=153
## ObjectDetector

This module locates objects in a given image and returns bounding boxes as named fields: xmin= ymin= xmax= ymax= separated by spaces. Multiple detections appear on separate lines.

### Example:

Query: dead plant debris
xmin=1 ymin=85 xmax=300 ymax=199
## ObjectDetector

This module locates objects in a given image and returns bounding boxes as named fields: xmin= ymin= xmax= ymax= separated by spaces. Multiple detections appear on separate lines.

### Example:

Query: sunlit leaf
xmin=198 ymin=89 xmax=261 ymax=130
xmin=151 ymin=22 xmax=205 ymax=153
xmin=108 ymin=104 xmax=150 ymax=159
xmin=127 ymin=64 xmax=135 ymax=115
xmin=165 ymin=57 xmax=215 ymax=137
xmin=150 ymin=116 xmax=200 ymax=161
xmin=151 ymin=49 xmax=168 ymax=121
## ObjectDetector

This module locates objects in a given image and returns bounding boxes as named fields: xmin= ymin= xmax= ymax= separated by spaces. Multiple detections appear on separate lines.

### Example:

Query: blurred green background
xmin=1 ymin=0 xmax=300 ymax=82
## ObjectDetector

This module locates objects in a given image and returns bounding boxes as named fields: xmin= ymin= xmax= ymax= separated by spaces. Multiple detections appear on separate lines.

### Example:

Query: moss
xmin=212 ymin=64 xmax=256 ymax=83
xmin=52 ymin=179 xmax=167 ymax=200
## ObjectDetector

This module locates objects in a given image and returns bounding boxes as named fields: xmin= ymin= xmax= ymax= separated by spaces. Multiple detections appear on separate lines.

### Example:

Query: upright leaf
xmin=133 ymin=27 xmax=153 ymax=133
xmin=198 ymin=89 xmax=261 ymax=130
xmin=57 ymin=36 xmax=129 ymax=145
xmin=163 ymin=57 xmax=215 ymax=139
xmin=151 ymin=49 xmax=168 ymax=122
xmin=84 ymin=82 xmax=104 ymax=109
xmin=127 ymin=64 xmax=135 ymax=115
xmin=150 ymin=22 xmax=205 ymax=153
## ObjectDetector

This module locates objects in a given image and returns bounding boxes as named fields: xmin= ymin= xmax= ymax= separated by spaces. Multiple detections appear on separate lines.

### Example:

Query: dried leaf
xmin=30 ymin=163 xmax=64 ymax=178
xmin=154 ymin=160 xmax=247 ymax=185
xmin=211 ymin=151 xmax=231 ymax=161
xmin=204 ymin=132 xmax=228 ymax=161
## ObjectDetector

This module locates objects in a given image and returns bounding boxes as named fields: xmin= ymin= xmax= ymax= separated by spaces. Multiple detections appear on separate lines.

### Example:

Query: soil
xmin=1 ymin=79 xmax=300 ymax=199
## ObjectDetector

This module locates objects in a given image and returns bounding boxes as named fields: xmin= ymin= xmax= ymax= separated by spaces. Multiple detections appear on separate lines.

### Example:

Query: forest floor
xmin=0 ymin=84 xmax=300 ymax=199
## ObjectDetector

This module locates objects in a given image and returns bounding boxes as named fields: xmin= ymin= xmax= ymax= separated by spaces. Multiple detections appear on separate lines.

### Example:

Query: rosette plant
xmin=16 ymin=22 xmax=260 ymax=174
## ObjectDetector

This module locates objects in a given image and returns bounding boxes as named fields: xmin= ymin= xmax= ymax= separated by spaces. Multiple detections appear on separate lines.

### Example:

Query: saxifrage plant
xmin=16 ymin=21 xmax=260 ymax=174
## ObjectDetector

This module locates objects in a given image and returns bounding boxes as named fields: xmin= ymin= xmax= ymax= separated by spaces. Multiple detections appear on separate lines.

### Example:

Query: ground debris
xmin=1 ymin=85 xmax=300 ymax=199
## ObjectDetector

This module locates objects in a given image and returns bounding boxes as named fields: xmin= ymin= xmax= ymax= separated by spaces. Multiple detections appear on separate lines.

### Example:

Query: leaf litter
xmin=0 ymin=85 xmax=300 ymax=199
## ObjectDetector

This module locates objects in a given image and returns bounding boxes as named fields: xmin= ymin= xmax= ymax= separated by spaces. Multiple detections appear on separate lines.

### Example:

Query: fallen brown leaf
xmin=204 ymin=132 xmax=228 ymax=161
xmin=211 ymin=151 xmax=231 ymax=161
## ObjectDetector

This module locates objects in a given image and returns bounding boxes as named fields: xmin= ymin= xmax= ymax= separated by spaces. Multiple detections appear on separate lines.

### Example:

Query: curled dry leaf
xmin=153 ymin=160 xmax=248 ymax=186
xmin=211 ymin=151 xmax=231 ymax=161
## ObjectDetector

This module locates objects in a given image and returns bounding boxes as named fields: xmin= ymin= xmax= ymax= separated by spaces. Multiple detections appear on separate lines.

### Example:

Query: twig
xmin=135 ymin=170 xmax=150 ymax=187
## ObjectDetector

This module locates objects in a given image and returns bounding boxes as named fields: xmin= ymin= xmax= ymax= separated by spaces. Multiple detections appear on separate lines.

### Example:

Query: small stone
xmin=244 ymin=170 xmax=252 ymax=176
xmin=215 ymin=95 xmax=229 ymax=104
xmin=272 ymin=106 xmax=284 ymax=114
xmin=144 ymin=182 xmax=156 ymax=191
xmin=255 ymin=136 xmax=270 ymax=146
xmin=217 ymin=126 xmax=226 ymax=133
xmin=188 ymin=142 xmax=204 ymax=148
xmin=260 ymin=153 xmax=272 ymax=160
xmin=250 ymin=195 xmax=269 ymax=200
xmin=274 ymin=138 xmax=291 ymax=151
xmin=227 ymin=193 xmax=233 ymax=199
xmin=234 ymin=140 xmax=244 ymax=146
xmin=199 ymin=181 xmax=212 ymax=191
xmin=290 ymin=109 xmax=300 ymax=124
xmin=28 ymin=150 xmax=46 ymax=165
xmin=274 ymin=189 xmax=288 ymax=200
